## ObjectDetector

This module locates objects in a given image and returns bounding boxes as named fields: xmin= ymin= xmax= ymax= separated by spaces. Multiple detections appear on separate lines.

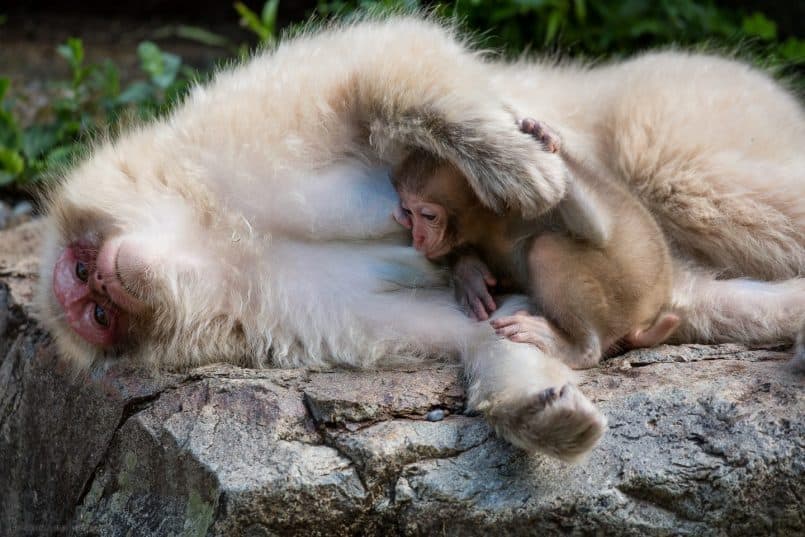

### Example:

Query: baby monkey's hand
xmin=452 ymin=254 xmax=497 ymax=320
xmin=491 ymin=311 xmax=570 ymax=356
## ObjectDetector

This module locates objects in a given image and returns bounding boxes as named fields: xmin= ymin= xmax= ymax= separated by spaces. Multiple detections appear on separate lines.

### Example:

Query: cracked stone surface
xmin=1 ymin=220 xmax=803 ymax=536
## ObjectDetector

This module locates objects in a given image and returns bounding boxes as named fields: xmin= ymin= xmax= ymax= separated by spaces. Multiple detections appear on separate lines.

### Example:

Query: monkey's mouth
xmin=52 ymin=240 xmax=145 ymax=347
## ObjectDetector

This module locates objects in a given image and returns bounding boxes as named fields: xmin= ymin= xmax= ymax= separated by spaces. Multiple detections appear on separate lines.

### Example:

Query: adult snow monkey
xmin=37 ymin=16 xmax=805 ymax=462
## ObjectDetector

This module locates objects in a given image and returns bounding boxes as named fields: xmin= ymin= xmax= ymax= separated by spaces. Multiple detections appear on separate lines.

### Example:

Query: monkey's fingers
xmin=470 ymin=296 xmax=490 ymax=321
xmin=491 ymin=317 xmax=523 ymax=337
xmin=457 ymin=295 xmax=475 ymax=321
xmin=508 ymin=331 xmax=546 ymax=347
xmin=478 ymin=266 xmax=497 ymax=287
xmin=490 ymin=314 xmax=530 ymax=330
xmin=492 ymin=314 xmax=550 ymax=336
xmin=468 ymin=281 xmax=496 ymax=314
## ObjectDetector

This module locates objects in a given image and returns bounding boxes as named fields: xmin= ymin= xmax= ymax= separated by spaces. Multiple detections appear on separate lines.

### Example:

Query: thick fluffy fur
xmin=37 ymin=17 xmax=805 ymax=461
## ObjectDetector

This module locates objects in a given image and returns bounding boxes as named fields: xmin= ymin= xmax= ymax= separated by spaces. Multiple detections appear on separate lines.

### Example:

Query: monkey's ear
xmin=369 ymin=106 xmax=567 ymax=218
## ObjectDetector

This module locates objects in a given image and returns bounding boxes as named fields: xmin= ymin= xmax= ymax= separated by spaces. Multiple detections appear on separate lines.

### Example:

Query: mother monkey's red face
xmin=51 ymin=236 xmax=148 ymax=348
xmin=37 ymin=152 xmax=250 ymax=371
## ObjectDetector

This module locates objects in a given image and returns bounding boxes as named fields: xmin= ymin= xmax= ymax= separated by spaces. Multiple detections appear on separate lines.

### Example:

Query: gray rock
xmin=0 ymin=201 xmax=10 ymax=230
xmin=1 ymin=220 xmax=804 ymax=536
xmin=0 ymin=200 xmax=34 ymax=231
xmin=11 ymin=201 xmax=33 ymax=218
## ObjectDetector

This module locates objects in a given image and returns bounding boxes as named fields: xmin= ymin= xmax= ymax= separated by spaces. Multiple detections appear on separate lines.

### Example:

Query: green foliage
xmin=315 ymin=0 xmax=419 ymax=18
xmin=423 ymin=0 xmax=805 ymax=64
xmin=0 ymin=38 xmax=195 ymax=187
xmin=307 ymin=1 xmax=803 ymax=72
xmin=235 ymin=0 xmax=280 ymax=44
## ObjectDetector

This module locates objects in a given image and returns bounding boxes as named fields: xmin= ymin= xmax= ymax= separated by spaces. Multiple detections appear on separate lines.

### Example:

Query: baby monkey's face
xmin=394 ymin=191 xmax=453 ymax=259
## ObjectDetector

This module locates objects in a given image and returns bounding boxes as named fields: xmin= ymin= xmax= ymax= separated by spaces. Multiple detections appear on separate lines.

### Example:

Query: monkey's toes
xmin=534 ymin=386 xmax=560 ymax=408
xmin=488 ymin=383 xmax=607 ymax=462
xmin=519 ymin=117 xmax=539 ymax=134
xmin=518 ymin=117 xmax=560 ymax=153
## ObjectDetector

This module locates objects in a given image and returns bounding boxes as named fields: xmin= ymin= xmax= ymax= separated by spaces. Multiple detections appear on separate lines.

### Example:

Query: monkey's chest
xmin=478 ymin=238 xmax=531 ymax=293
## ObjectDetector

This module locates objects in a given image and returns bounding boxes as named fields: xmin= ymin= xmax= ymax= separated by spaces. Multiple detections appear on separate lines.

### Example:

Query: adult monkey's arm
xmin=332 ymin=16 xmax=568 ymax=217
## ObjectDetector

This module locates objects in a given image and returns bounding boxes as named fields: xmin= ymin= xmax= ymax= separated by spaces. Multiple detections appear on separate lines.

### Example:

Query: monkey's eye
xmin=402 ymin=207 xmax=413 ymax=216
xmin=75 ymin=261 xmax=89 ymax=282
xmin=422 ymin=213 xmax=437 ymax=222
xmin=93 ymin=304 xmax=110 ymax=328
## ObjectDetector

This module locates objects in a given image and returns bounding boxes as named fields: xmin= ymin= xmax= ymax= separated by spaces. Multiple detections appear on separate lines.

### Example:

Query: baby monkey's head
xmin=391 ymin=150 xmax=482 ymax=259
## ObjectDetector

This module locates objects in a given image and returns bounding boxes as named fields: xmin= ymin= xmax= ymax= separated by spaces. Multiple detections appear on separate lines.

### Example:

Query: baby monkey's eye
xmin=422 ymin=213 xmax=437 ymax=221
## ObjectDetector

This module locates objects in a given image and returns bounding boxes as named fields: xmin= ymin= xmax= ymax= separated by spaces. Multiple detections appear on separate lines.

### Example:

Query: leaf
xmin=137 ymin=42 xmax=182 ymax=89
xmin=235 ymin=2 xmax=271 ymax=42
xmin=262 ymin=0 xmax=280 ymax=32
xmin=55 ymin=120 xmax=81 ymax=140
xmin=153 ymin=53 xmax=181 ymax=89
xmin=92 ymin=60 xmax=121 ymax=98
xmin=138 ymin=42 xmax=163 ymax=76
xmin=22 ymin=124 xmax=60 ymax=159
xmin=544 ymin=9 xmax=563 ymax=44
xmin=0 ymin=171 xmax=14 ymax=187
xmin=0 ymin=109 xmax=22 ymax=149
xmin=0 ymin=147 xmax=25 ymax=175
xmin=57 ymin=37 xmax=85 ymax=76
xmin=628 ymin=19 xmax=665 ymax=38
xmin=0 ymin=77 xmax=9 ymax=102
xmin=777 ymin=37 xmax=805 ymax=62
xmin=741 ymin=12 xmax=777 ymax=41
xmin=117 ymin=81 xmax=154 ymax=105
xmin=573 ymin=0 xmax=586 ymax=22
xmin=174 ymin=25 xmax=232 ymax=48
xmin=514 ymin=0 xmax=549 ymax=8
xmin=44 ymin=143 xmax=81 ymax=169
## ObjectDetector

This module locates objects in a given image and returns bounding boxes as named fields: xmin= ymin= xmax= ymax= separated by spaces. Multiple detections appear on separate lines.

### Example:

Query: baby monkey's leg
xmin=531 ymin=233 xmax=614 ymax=368
xmin=498 ymin=232 xmax=610 ymax=369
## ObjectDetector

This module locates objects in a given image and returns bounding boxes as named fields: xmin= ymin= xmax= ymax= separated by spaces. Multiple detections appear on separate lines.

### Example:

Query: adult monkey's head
xmin=36 ymin=135 xmax=257 ymax=372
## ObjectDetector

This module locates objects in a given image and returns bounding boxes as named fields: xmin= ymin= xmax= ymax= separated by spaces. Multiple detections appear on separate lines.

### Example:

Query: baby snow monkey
xmin=392 ymin=118 xmax=680 ymax=368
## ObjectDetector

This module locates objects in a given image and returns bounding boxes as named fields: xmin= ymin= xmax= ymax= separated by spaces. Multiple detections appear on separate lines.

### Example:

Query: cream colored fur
xmin=36 ymin=16 xmax=804 ymax=461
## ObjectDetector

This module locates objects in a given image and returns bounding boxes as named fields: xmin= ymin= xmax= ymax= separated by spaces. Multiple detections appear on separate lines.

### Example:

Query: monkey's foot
xmin=487 ymin=383 xmax=607 ymax=462
xmin=518 ymin=117 xmax=561 ymax=153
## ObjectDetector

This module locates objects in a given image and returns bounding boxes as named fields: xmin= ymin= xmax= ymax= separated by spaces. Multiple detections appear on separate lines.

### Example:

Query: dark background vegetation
xmin=0 ymin=0 xmax=802 ymax=196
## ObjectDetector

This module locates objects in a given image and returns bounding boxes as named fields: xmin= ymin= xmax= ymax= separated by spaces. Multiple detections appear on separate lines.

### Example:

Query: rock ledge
xmin=1 ymin=221 xmax=803 ymax=536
